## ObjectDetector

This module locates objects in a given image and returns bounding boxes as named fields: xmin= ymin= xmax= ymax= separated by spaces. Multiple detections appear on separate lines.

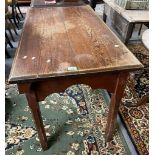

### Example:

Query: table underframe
xmin=17 ymin=71 xmax=128 ymax=150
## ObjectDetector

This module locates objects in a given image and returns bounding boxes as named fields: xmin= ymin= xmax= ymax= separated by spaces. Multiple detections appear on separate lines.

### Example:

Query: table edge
xmin=9 ymin=64 xmax=143 ymax=84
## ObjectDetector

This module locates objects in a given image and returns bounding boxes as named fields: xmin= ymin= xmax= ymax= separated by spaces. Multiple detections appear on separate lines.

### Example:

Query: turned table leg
xmin=26 ymin=91 xmax=48 ymax=150
xmin=105 ymin=73 xmax=128 ymax=142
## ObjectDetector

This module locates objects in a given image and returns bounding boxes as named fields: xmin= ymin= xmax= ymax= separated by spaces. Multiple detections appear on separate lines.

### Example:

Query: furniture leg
xmin=90 ymin=0 xmax=97 ymax=10
xmin=13 ymin=16 xmax=19 ymax=29
xmin=16 ymin=13 xmax=20 ymax=23
xmin=5 ymin=32 xmax=14 ymax=48
xmin=124 ymin=23 xmax=134 ymax=45
xmin=132 ymin=95 xmax=149 ymax=107
xmin=26 ymin=91 xmax=48 ymax=150
xmin=138 ymin=24 xmax=143 ymax=36
xmin=103 ymin=13 xmax=107 ymax=23
xmin=5 ymin=48 xmax=11 ymax=58
xmin=12 ymin=4 xmax=19 ymax=29
xmin=15 ymin=6 xmax=22 ymax=21
xmin=138 ymin=95 xmax=149 ymax=106
xmin=8 ymin=17 xmax=18 ymax=35
xmin=7 ymin=39 xmax=13 ymax=48
xmin=105 ymin=72 xmax=128 ymax=142
xmin=144 ymin=22 xmax=149 ymax=28
xmin=14 ymin=6 xmax=21 ymax=22
xmin=6 ymin=19 xmax=15 ymax=42
xmin=8 ymin=28 xmax=15 ymax=42
xmin=103 ymin=3 xmax=107 ymax=22
xmin=17 ymin=3 xmax=24 ymax=18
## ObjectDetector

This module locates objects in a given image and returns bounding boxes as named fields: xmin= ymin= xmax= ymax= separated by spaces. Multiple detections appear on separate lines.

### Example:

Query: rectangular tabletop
xmin=9 ymin=5 xmax=142 ymax=83
xmin=31 ymin=0 xmax=86 ymax=7
xmin=103 ymin=0 xmax=149 ymax=23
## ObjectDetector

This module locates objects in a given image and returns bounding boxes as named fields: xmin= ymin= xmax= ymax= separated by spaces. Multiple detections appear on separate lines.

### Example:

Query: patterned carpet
xmin=119 ymin=44 xmax=149 ymax=155
xmin=5 ymin=84 xmax=130 ymax=155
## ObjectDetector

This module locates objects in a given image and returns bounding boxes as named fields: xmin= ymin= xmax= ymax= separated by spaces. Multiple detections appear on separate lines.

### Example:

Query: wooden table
xmin=18 ymin=0 xmax=31 ymax=3
xmin=9 ymin=5 xmax=143 ymax=150
xmin=31 ymin=0 xmax=87 ymax=7
xmin=102 ymin=0 xmax=149 ymax=44
xmin=142 ymin=29 xmax=149 ymax=50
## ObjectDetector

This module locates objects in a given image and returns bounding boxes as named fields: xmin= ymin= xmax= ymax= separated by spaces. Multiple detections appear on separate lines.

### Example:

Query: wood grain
xmin=30 ymin=72 xmax=119 ymax=101
xmin=31 ymin=0 xmax=85 ymax=7
xmin=18 ymin=0 xmax=31 ymax=3
xmin=9 ymin=6 xmax=143 ymax=84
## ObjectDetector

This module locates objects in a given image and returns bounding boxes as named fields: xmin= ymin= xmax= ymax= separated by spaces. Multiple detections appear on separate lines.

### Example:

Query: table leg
xmin=124 ymin=23 xmax=135 ymax=45
xmin=103 ymin=3 xmax=107 ymax=23
xmin=105 ymin=73 xmax=128 ymax=142
xmin=26 ymin=91 xmax=48 ymax=150
xmin=103 ymin=13 xmax=107 ymax=23
xmin=138 ymin=24 xmax=143 ymax=36
xmin=90 ymin=0 xmax=97 ymax=10
xmin=132 ymin=95 xmax=149 ymax=107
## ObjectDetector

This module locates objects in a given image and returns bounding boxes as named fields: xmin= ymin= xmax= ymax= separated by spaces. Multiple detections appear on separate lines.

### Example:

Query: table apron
xmin=17 ymin=72 xmax=128 ymax=102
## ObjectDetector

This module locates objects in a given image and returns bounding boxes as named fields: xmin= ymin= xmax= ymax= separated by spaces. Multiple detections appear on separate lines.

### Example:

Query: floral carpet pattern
xmin=119 ymin=44 xmax=149 ymax=155
xmin=5 ymin=84 xmax=130 ymax=155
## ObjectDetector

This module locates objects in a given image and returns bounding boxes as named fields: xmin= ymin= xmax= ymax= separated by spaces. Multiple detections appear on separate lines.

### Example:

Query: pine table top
xmin=9 ymin=6 xmax=143 ymax=83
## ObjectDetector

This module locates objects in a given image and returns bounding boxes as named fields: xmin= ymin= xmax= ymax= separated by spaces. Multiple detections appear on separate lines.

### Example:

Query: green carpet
xmin=5 ymin=84 xmax=130 ymax=155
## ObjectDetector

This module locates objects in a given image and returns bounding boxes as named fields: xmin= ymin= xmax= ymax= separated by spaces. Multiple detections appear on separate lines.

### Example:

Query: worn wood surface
xmin=31 ymin=0 xmax=85 ymax=7
xmin=18 ymin=0 xmax=31 ymax=3
xmin=9 ymin=6 xmax=142 ymax=83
